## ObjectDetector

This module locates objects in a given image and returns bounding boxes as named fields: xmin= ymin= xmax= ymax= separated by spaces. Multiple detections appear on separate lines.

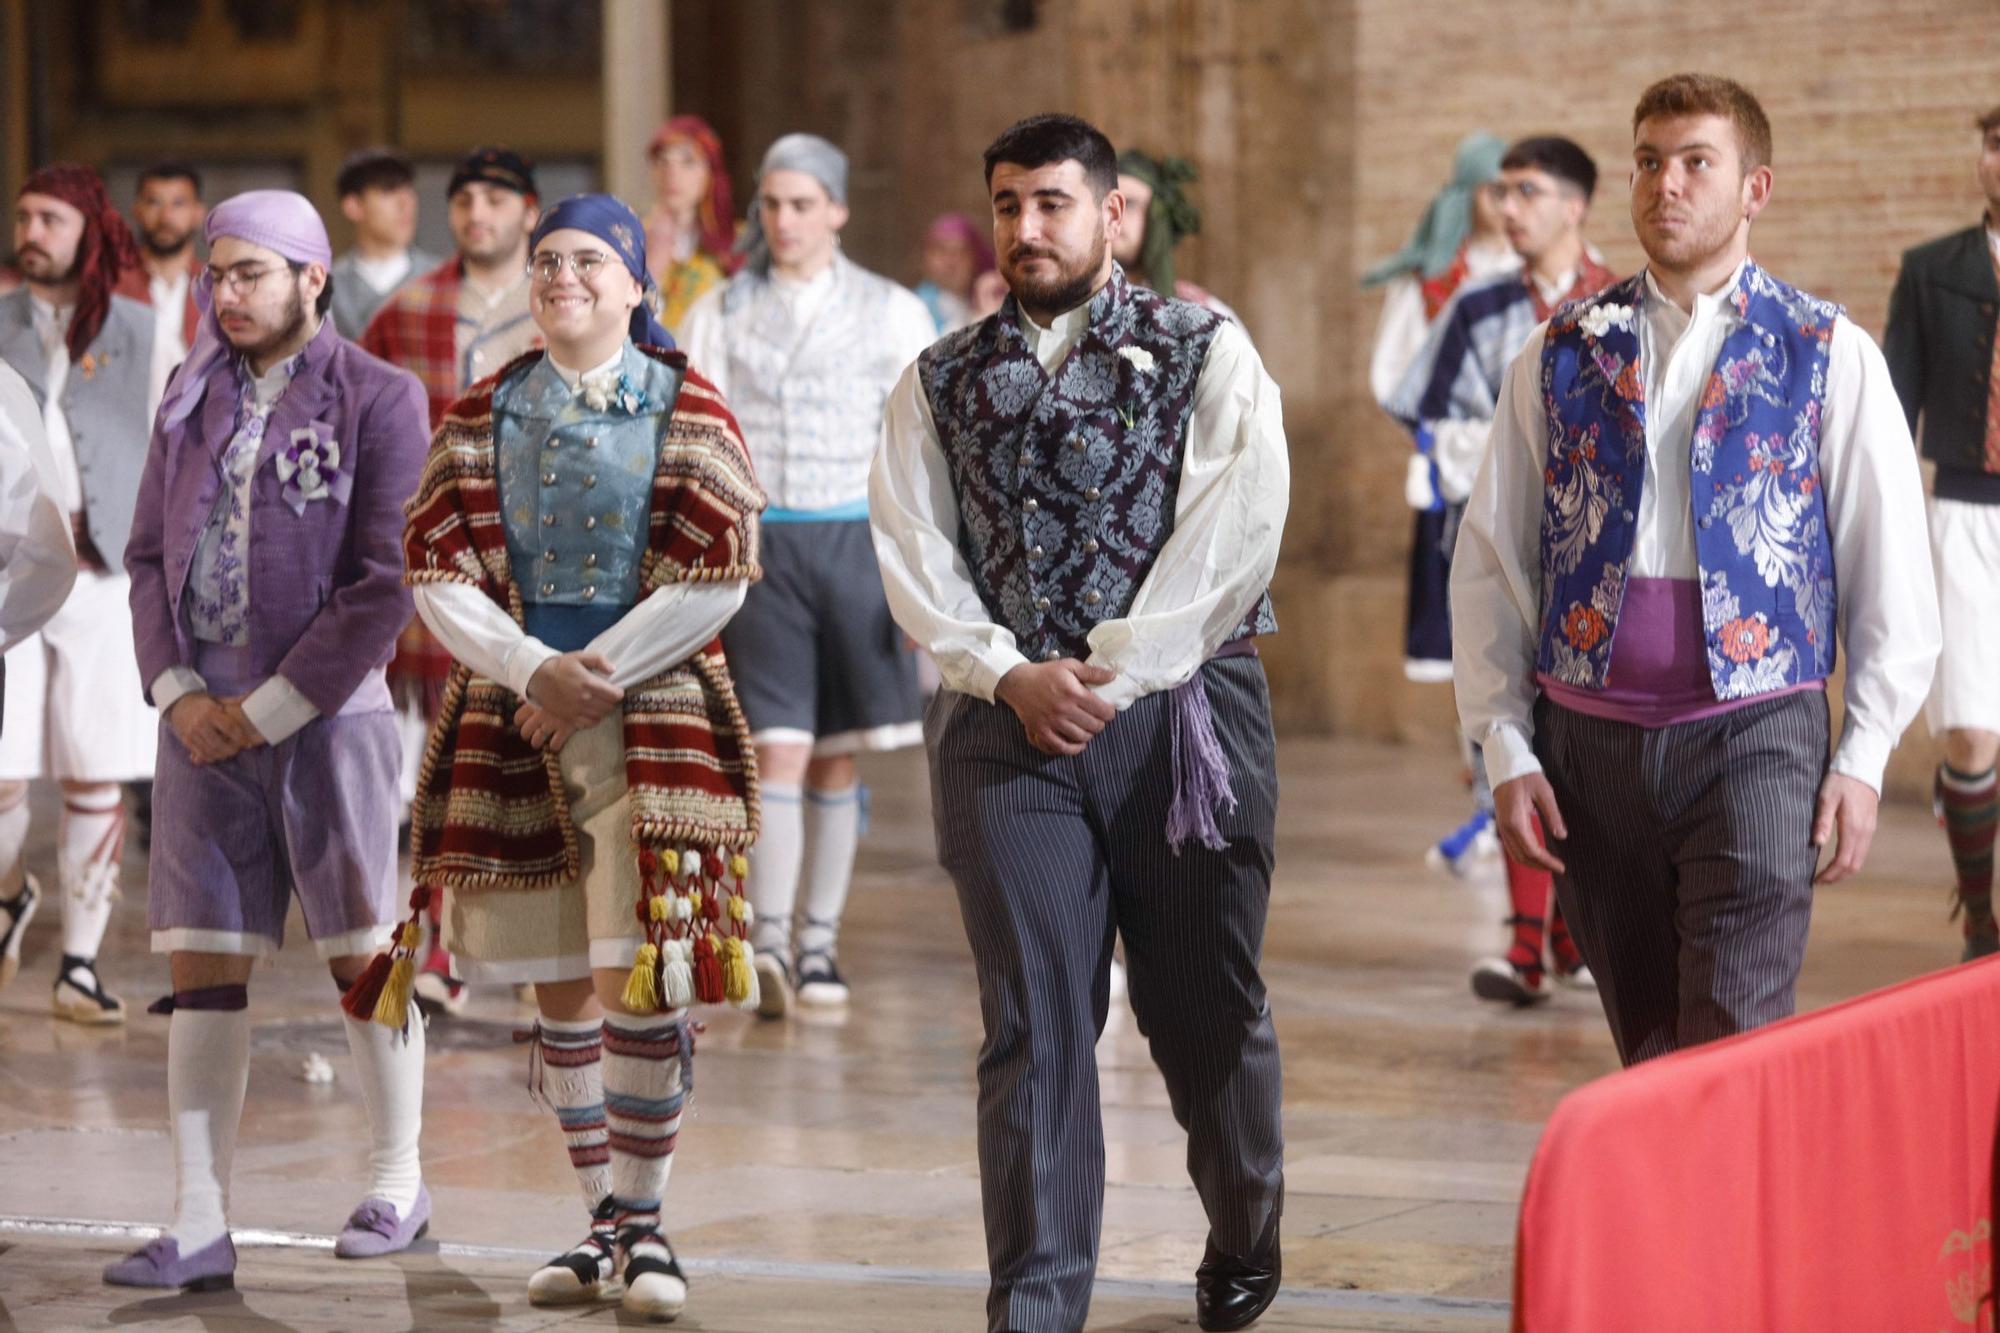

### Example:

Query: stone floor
xmin=0 ymin=736 xmax=1968 ymax=1330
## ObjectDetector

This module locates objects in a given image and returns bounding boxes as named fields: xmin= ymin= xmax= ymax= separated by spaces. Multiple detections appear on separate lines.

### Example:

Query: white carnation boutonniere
xmin=1115 ymin=345 xmax=1156 ymax=427
xmin=1577 ymin=303 xmax=1635 ymax=340
xmin=581 ymin=370 xmax=651 ymax=416
xmin=275 ymin=425 xmax=351 ymax=515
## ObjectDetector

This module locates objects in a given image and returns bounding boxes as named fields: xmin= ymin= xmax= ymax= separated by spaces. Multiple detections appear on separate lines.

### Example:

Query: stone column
xmin=602 ymin=0 xmax=670 ymax=206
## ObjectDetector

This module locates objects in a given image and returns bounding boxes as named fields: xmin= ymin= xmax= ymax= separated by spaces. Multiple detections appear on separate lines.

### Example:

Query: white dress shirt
xmin=0 ymin=362 xmax=75 ymax=652
xmin=1452 ymin=263 xmax=1941 ymax=795
xmin=870 ymin=296 xmax=1290 ymax=709
xmin=145 ymin=265 xmax=191 ymax=419
xmin=414 ymin=348 xmax=747 ymax=699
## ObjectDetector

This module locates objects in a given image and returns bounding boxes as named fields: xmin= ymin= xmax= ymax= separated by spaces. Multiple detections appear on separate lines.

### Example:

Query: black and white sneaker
xmin=0 ymin=875 xmax=41 ymax=993
xmin=527 ymin=1199 xmax=622 ymax=1307
xmin=617 ymin=1223 xmax=687 ymax=1321
xmin=795 ymin=951 xmax=850 ymax=1008
xmin=53 ymin=953 xmax=125 ymax=1025
xmin=753 ymin=950 xmax=792 ymax=1020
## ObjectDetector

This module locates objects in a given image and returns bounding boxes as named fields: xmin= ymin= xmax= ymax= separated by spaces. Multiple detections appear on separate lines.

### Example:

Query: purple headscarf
xmin=159 ymin=190 xmax=333 ymax=428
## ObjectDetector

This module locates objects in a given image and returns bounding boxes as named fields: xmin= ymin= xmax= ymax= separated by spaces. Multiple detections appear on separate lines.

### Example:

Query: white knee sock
xmin=342 ymin=1010 xmax=425 ymax=1212
xmin=58 ymin=786 xmax=123 ymax=960
xmin=168 ymin=1007 xmax=251 ymax=1251
xmin=0 ymin=782 xmax=29 ymax=897
xmin=747 ymin=783 xmax=803 ymax=957
xmin=796 ymin=786 xmax=861 ymax=960
xmin=533 ymin=1014 xmax=612 ymax=1209
xmin=603 ymin=1012 xmax=689 ymax=1233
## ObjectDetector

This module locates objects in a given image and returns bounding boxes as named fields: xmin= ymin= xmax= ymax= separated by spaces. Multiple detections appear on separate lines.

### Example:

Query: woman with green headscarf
xmin=1113 ymin=150 xmax=1243 ymax=325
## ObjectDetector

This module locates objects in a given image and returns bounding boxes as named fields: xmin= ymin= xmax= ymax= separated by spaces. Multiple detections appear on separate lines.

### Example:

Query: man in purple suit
xmin=107 ymin=191 xmax=433 ymax=1292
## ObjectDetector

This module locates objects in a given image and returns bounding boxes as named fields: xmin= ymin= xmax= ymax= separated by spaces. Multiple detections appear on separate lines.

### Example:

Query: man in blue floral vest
xmin=1452 ymin=73 xmax=1941 ymax=1066
xmin=872 ymin=114 xmax=1290 ymax=1333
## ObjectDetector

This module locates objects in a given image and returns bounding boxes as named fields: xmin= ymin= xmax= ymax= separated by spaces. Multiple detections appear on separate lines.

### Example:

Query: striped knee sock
xmin=532 ymin=1016 xmax=612 ymax=1209
xmin=1940 ymin=764 xmax=1998 ymax=934
xmin=604 ymin=1012 xmax=690 ymax=1233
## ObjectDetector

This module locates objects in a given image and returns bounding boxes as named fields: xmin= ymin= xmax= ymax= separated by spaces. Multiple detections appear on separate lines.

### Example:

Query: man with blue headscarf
xmin=404 ymin=192 xmax=763 ymax=1320
xmin=111 ymin=188 xmax=434 ymax=1291
xmin=680 ymin=133 xmax=938 ymax=1020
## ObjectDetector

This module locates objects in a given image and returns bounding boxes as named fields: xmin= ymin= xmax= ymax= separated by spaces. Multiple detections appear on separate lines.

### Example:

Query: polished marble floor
xmin=0 ymin=735 xmax=1968 ymax=1330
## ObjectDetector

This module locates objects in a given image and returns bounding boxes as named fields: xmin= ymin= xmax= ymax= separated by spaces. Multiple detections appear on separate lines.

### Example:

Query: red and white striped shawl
xmin=404 ymin=346 xmax=764 ymax=892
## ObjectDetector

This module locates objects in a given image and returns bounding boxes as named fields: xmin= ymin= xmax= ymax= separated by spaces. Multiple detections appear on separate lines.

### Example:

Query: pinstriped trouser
xmin=927 ymin=656 xmax=1285 ymax=1333
xmin=1534 ymin=690 xmax=1830 ymax=1066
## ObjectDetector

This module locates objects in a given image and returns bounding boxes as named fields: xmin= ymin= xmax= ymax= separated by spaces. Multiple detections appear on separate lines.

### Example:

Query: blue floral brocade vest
xmin=915 ymin=265 xmax=1275 ymax=665
xmin=1536 ymin=262 xmax=1840 ymax=700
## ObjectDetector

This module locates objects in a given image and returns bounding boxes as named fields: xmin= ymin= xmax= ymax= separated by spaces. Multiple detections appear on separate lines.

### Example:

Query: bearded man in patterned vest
xmin=872 ymin=113 xmax=1290 ymax=1333
xmin=1452 ymin=74 xmax=1941 ymax=1067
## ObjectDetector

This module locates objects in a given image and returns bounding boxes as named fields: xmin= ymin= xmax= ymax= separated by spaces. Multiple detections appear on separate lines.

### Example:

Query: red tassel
xmin=340 ymin=951 xmax=393 ymax=1021
xmin=693 ymin=932 xmax=725 ymax=1004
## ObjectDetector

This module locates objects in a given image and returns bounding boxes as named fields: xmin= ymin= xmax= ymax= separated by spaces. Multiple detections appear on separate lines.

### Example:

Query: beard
xmin=141 ymin=223 xmax=195 ymax=258
xmin=1003 ymin=229 xmax=1107 ymax=321
xmin=1634 ymin=199 xmax=1742 ymax=274
xmin=224 ymin=280 xmax=309 ymax=362
xmin=15 ymin=244 xmax=79 ymax=284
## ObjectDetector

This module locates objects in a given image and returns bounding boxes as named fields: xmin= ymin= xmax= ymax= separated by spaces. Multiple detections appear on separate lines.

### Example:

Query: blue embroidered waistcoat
xmin=496 ymin=343 xmax=682 ymax=642
xmin=1537 ymin=261 xmax=1841 ymax=700
xmin=915 ymin=265 xmax=1276 ymax=663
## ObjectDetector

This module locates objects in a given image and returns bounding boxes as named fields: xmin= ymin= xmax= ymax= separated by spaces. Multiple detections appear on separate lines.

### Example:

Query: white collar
xmin=1016 ymin=298 xmax=1091 ymax=344
xmin=547 ymin=347 xmax=626 ymax=391
xmin=1641 ymin=259 xmax=1748 ymax=325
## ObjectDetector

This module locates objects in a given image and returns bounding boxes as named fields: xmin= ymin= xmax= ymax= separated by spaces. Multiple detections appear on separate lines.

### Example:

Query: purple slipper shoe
xmin=102 ymin=1234 xmax=236 ymax=1291
xmin=335 ymin=1184 xmax=432 ymax=1258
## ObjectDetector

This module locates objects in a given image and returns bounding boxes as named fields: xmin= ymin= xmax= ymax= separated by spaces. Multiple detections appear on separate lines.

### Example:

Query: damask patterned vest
xmin=917 ymin=264 xmax=1275 ymax=664
xmin=1537 ymin=261 xmax=1840 ymax=700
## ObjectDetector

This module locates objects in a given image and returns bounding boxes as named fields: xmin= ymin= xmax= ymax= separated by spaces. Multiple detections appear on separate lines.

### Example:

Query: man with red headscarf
xmin=0 ymin=164 xmax=158 ymax=1024
xmin=642 ymin=115 xmax=740 ymax=334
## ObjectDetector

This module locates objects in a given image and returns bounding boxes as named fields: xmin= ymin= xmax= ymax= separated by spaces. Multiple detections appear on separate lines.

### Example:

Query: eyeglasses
xmin=1484 ymin=180 xmax=1560 ymax=204
xmin=206 ymin=263 xmax=287 ymax=296
xmin=528 ymin=250 xmax=612 ymax=283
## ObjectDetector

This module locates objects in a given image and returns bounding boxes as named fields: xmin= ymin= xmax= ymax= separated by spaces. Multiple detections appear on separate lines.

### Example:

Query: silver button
xmin=544 ymin=549 xmax=558 ymax=562
xmin=1030 ymin=545 xmax=1045 ymax=559
xmin=542 ymin=513 xmax=558 ymax=527
xmin=540 ymin=581 xmax=556 ymax=595
xmin=1083 ymin=538 xmax=1100 ymax=554
xmin=545 ymin=436 xmax=560 ymax=449
xmin=1023 ymin=498 xmax=1038 ymax=513
xmin=1700 ymin=516 xmax=1714 ymax=529
xmin=1018 ymin=450 xmax=1034 ymax=466
xmin=583 ymin=553 xmax=598 ymax=568
xmin=1083 ymin=487 xmax=1100 ymax=501
xmin=1042 ymin=649 xmax=1061 ymax=662
xmin=1622 ymin=509 xmax=1635 ymax=522
xmin=586 ymin=436 xmax=599 ymax=449
xmin=1083 ymin=590 xmax=1101 ymax=606
xmin=584 ymin=474 xmax=598 ymax=489
xmin=584 ymin=515 xmax=598 ymax=530
xmin=1069 ymin=436 xmax=1085 ymax=453
xmin=581 ymin=585 xmax=598 ymax=601
xmin=1035 ymin=596 xmax=1051 ymax=612
xmin=542 ymin=472 xmax=558 ymax=486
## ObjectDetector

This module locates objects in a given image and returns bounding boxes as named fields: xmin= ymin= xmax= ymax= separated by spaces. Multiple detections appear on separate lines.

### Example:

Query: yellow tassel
xmin=688 ymin=890 xmax=703 ymax=916
xmin=648 ymin=894 xmax=671 ymax=923
xmin=398 ymin=920 xmax=422 ymax=952
xmin=371 ymin=953 xmax=417 ymax=1029
xmin=729 ymin=853 xmax=749 ymax=880
xmin=729 ymin=893 xmax=752 ymax=924
xmin=723 ymin=936 xmax=754 ymax=1006
xmin=622 ymin=942 xmax=661 ymax=1013
xmin=659 ymin=849 xmax=679 ymax=877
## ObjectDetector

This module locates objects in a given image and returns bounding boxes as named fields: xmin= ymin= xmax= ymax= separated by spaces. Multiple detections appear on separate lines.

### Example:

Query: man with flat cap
xmin=681 ymin=133 xmax=937 ymax=1018
xmin=108 ymin=188 xmax=434 ymax=1291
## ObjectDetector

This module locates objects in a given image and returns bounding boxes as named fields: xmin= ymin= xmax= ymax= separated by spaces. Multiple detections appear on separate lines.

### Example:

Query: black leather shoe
xmin=1194 ymin=1191 xmax=1282 ymax=1331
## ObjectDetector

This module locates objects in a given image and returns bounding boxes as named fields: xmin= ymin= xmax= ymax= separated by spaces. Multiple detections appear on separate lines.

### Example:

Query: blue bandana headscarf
xmin=529 ymin=193 xmax=676 ymax=349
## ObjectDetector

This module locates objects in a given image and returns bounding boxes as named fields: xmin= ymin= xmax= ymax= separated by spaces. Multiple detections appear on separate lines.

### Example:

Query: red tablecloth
xmin=1515 ymin=957 xmax=2000 ymax=1331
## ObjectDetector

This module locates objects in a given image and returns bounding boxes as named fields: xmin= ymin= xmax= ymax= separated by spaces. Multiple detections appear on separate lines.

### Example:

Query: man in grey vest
xmin=872 ymin=114 xmax=1291 ymax=1333
xmin=0 ymin=164 xmax=158 ymax=1024
xmin=680 ymin=134 xmax=937 ymax=1018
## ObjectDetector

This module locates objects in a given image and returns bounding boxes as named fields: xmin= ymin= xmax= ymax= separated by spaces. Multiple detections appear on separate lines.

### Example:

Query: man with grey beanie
xmin=680 ymin=134 xmax=937 ymax=1019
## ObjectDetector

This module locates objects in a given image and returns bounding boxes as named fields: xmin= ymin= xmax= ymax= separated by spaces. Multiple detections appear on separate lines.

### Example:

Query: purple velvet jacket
xmin=126 ymin=320 xmax=429 ymax=716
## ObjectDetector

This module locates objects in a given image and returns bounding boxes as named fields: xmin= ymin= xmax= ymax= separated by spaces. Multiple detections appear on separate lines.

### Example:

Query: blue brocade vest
xmin=496 ymin=343 xmax=683 ymax=648
xmin=915 ymin=265 xmax=1276 ymax=664
xmin=1537 ymin=261 xmax=1841 ymax=700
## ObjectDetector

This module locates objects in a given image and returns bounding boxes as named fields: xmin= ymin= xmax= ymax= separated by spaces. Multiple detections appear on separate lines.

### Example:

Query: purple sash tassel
xmin=1165 ymin=670 xmax=1237 ymax=855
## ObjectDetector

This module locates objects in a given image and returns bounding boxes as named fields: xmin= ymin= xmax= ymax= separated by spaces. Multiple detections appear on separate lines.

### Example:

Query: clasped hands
xmin=166 ymin=692 xmax=265 ymax=766
xmin=995 ymin=659 xmax=1119 ymax=757
xmin=516 ymin=651 xmax=623 ymax=753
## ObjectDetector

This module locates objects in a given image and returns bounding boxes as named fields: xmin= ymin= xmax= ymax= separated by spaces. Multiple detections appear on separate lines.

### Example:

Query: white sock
xmin=58 ymin=786 xmax=123 ymax=959
xmin=747 ymin=783 xmax=803 ymax=958
xmin=797 ymin=786 xmax=861 ymax=960
xmin=0 ymin=782 xmax=29 ymax=897
xmin=533 ymin=1014 xmax=612 ymax=1209
xmin=168 ymin=1007 xmax=251 ymax=1251
xmin=343 ymin=1010 xmax=425 ymax=1212
xmin=604 ymin=1012 xmax=689 ymax=1232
